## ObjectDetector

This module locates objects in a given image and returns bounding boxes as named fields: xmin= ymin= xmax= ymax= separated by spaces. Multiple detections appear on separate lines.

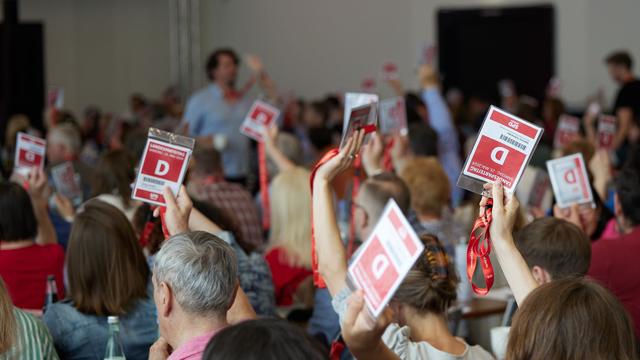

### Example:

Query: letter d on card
xmin=132 ymin=128 xmax=195 ymax=206
xmin=348 ymin=200 xmax=424 ymax=317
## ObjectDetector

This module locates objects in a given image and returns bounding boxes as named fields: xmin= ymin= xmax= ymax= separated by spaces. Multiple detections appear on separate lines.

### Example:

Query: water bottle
xmin=104 ymin=316 xmax=126 ymax=360
xmin=42 ymin=274 xmax=58 ymax=314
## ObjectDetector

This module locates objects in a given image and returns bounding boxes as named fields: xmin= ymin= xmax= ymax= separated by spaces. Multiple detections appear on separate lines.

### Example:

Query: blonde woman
xmin=0 ymin=278 xmax=58 ymax=359
xmin=264 ymin=167 xmax=314 ymax=307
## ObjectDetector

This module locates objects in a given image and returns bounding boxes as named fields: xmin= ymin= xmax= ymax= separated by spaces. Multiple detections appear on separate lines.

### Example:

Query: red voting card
xmin=381 ymin=62 xmax=399 ymax=81
xmin=379 ymin=97 xmax=408 ymax=136
xmin=132 ymin=129 xmax=194 ymax=206
xmin=546 ymin=153 xmax=594 ymax=208
xmin=597 ymin=115 xmax=616 ymax=149
xmin=240 ymin=100 xmax=281 ymax=142
xmin=458 ymin=106 xmax=543 ymax=194
xmin=348 ymin=200 xmax=424 ymax=317
xmin=14 ymin=132 xmax=46 ymax=176
xmin=340 ymin=103 xmax=377 ymax=149
xmin=553 ymin=114 xmax=580 ymax=150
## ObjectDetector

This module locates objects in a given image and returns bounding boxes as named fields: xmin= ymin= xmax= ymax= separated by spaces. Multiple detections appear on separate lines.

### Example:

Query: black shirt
xmin=614 ymin=79 xmax=640 ymax=123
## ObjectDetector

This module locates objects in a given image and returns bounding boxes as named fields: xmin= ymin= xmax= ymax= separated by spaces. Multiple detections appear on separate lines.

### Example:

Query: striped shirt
xmin=0 ymin=308 xmax=58 ymax=360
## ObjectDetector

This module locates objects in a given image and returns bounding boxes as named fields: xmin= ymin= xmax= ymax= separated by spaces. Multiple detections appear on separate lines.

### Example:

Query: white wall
xmin=200 ymin=0 xmax=640 ymax=108
xmin=7 ymin=0 xmax=640 ymax=117
xmin=15 ymin=0 xmax=171 ymax=117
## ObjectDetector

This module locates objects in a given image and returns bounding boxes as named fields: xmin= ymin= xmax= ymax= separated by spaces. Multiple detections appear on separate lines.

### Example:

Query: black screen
xmin=438 ymin=4 xmax=554 ymax=102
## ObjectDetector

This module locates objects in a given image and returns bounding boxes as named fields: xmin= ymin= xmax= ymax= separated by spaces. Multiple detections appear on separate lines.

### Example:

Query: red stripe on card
xmin=490 ymin=109 xmax=538 ymax=139
xmin=363 ymin=124 xmax=377 ymax=134
xmin=574 ymin=157 xmax=590 ymax=199
xmin=135 ymin=188 xmax=165 ymax=204
xmin=388 ymin=208 xmax=417 ymax=256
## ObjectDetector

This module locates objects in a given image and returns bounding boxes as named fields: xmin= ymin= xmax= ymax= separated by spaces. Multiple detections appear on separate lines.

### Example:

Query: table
xmin=462 ymin=298 xmax=508 ymax=319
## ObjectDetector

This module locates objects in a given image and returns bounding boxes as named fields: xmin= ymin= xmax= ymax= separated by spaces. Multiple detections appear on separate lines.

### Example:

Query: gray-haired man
xmin=148 ymin=187 xmax=256 ymax=360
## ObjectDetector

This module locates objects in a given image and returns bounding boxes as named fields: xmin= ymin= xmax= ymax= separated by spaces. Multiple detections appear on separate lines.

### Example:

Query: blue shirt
xmin=43 ymin=285 xmax=157 ymax=360
xmin=183 ymin=84 xmax=253 ymax=178
xmin=421 ymin=88 xmax=463 ymax=206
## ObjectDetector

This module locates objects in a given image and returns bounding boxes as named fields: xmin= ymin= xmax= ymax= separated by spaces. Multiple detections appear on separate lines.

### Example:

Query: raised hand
xmin=155 ymin=186 xmax=193 ymax=236
xmin=314 ymin=130 xmax=365 ymax=183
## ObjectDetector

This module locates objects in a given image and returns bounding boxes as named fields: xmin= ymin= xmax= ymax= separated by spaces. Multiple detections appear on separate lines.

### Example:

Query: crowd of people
xmin=0 ymin=45 xmax=639 ymax=360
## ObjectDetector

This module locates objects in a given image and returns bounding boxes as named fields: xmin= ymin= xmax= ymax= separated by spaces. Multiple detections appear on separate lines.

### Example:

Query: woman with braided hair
xmin=312 ymin=131 xmax=493 ymax=359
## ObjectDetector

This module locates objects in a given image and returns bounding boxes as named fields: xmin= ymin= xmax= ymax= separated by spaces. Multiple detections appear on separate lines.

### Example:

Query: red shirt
xmin=264 ymin=247 xmax=312 ymax=306
xmin=589 ymin=226 xmax=640 ymax=336
xmin=0 ymin=243 xmax=65 ymax=310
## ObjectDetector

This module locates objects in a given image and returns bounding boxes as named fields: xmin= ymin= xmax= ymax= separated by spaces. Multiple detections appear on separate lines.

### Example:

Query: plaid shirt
xmin=190 ymin=181 xmax=264 ymax=251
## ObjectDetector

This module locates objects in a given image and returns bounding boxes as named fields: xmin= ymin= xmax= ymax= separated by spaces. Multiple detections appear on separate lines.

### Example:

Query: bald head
xmin=357 ymin=172 xmax=411 ymax=222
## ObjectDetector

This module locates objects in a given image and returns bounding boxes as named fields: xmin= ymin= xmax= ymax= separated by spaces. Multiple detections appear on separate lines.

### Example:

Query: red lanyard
xmin=309 ymin=149 xmax=340 ymax=288
xmin=258 ymin=142 xmax=271 ymax=231
xmin=347 ymin=158 xmax=361 ymax=258
xmin=158 ymin=206 xmax=170 ymax=239
xmin=466 ymin=198 xmax=494 ymax=296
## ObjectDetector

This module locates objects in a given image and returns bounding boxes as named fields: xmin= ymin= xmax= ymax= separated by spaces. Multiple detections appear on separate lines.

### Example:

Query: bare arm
xmin=313 ymin=131 xmax=365 ymax=296
xmin=483 ymin=182 xmax=538 ymax=305
xmin=26 ymin=169 xmax=57 ymax=245
xmin=188 ymin=208 xmax=223 ymax=234
xmin=262 ymin=126 xmax=296 ymax=173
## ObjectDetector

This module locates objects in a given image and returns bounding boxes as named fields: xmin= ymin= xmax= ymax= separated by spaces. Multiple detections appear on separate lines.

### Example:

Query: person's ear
xmin=159 ymin=282 xmax=173 ymax=318
xmin=531 ymin=266 xmax=552 ymax=285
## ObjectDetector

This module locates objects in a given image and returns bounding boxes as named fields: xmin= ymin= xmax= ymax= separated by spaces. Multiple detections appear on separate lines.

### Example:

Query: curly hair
xmin=393 ymin=234 xmax=459 ymax=315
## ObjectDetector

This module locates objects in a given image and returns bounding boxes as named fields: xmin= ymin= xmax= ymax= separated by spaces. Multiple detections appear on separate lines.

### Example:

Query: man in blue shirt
xmin=183 ymin=48 xmax=277 ymax=185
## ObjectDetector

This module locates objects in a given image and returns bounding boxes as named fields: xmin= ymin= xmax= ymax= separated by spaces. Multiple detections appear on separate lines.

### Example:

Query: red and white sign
xmin=462 ymin=106 xmax=543 ymax=192
xmin=381 ymin=62 xmax=399 ymax=81
xmin=14 ymin=132 xmax=46 ymax=176
xmin=47 ymin=86 xmax=64 ymax=109
xmin=240 ymin=100 xmax=280 ymax=142
xmin=597 ymin=115 xmax=617 ymax=149
xmin=340 ymin=103 xmax=377 ymax=148
xmin=553 ymin=114 xmax=580 ymax=150
xmin=348 ymin=200 xmax=424 ymax=317
xmin=132 ymin=137 xmax=192 ymax=206
xmin=51 ymin=161 xmax=83 ymax=204
xmin=379 ymin=97 xmax=407 ymax=136
xmin=418 ymin=42 xmax=436 ymax=66
xmin=546 ymin=153 xmax=594 ymax=208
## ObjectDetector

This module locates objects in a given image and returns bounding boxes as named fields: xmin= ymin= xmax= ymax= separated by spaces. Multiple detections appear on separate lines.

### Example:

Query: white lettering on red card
xmin=598 ymin=115 xmax=617 ymax=149
xmin=546 ymin=153 xmax=594 ymax=208
xmin=132 ymin=138 xmax=192 ymax=206
xmin=348 ymin=200 xmax=424 ymax=317
xmin=462 ymin=106 xmax=543 ymax=192
xmin=553 ymin=114 xmax=580 ymax=150
xmin=240 ymin=100 xmax=280 ymax=142
xmin=379 ymin=97 xmax=408 ymax=136
xmin=14 ymin=132 xmax=46 ymax=176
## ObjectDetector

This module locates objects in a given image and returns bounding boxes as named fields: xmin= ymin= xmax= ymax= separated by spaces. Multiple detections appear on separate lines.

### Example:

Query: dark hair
xmin=191 ymin=200 xmax=249 ymax=254
xmin=393 ymin=234 xmax=458 ymax=314
xmin=308 ymin=101 xmax=330 ymax=125
xmin=616 ymin=166 xmax=640 ymax=226
xmin=507 ymin=278 xmax=637 ymax=360
xmin=515 ymin=218 xmax=591 ymax=279
xmin=91 ymin=149 xmax=136 ymax=207
xmin=359 ymin=172 xmax=411 ymax=221
xmin=205 ymin=48 xmax=239 ymax=81
xmin=605 ymin=51 xmax=633 ymax=70
xmin=408 ymin=122 xmax=438 ymax=156
xmin=0 ymin=182 xmax=37 ymax=241
xmin=191 ymin=147 xmax=224 ymax=176
xmin=307 ymin=127 xmax=334 ymax=152
xmin=202 ymin=318 xmax=326 ymax=360
xmin=67 ymin=200 xmax=149 ymax=315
